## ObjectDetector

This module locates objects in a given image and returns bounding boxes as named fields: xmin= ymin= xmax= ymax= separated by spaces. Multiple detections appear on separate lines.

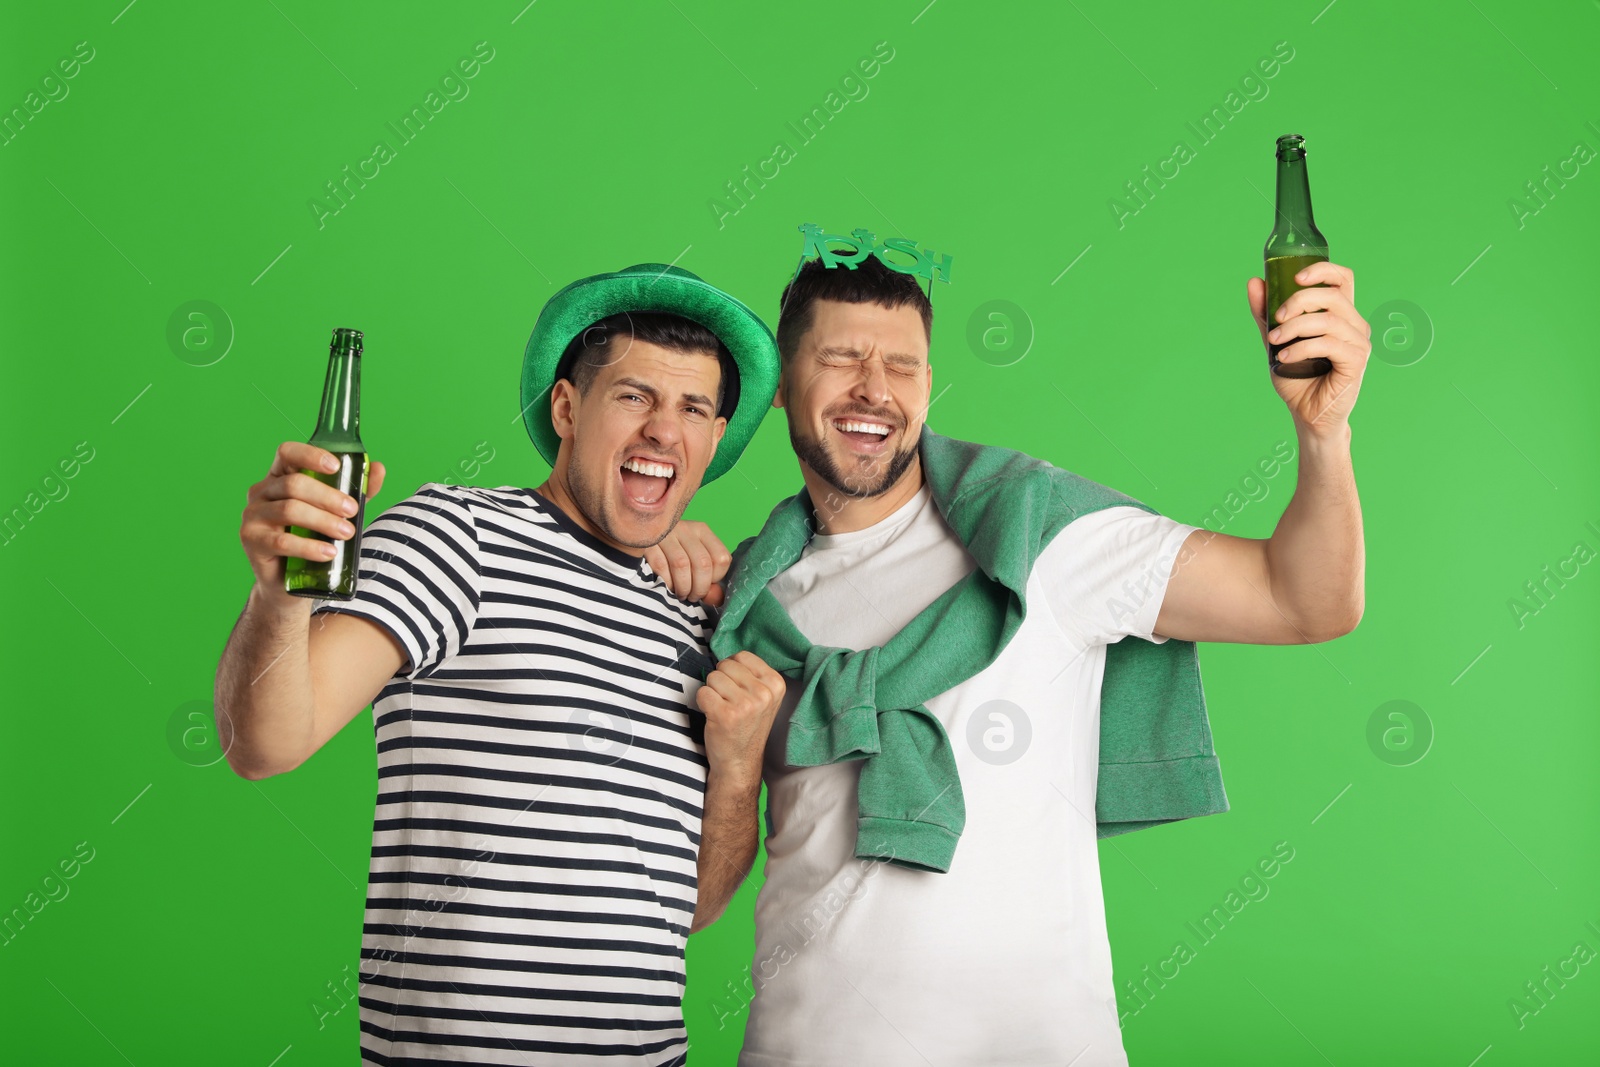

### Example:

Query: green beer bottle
xmin=284 ymin=328 xmax=370 ymax=600
xmin=1264 ymin=133 xmax=1332 ymax=379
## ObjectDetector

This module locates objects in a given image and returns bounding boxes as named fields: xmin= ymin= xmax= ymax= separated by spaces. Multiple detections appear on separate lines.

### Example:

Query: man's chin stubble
xmin=791 ymin=428 xmax=916 ymax=500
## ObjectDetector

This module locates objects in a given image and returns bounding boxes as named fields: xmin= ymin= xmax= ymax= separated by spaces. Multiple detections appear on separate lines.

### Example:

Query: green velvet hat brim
xmin=520 ymin=263 xmax=780 ymax=486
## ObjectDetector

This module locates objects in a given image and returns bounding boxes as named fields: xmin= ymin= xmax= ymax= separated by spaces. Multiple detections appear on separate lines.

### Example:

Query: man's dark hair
xmin=775 ymin=254 xmax=933 ymax=363
xmin=557 ymin=311 xmax=738 ymax=418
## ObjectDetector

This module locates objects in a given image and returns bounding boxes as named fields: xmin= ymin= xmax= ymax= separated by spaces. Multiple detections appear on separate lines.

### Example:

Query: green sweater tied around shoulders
xmin=709 ymin=428 xmax=1229 ymax=873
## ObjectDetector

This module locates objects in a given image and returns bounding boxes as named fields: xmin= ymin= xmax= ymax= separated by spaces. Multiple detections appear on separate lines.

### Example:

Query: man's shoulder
xmin=368 ymin=482 xmax=484 ymax=540
xmin=428 ymin=481 xmax=541 ymax=516
xmin=925 ymin=430 xmax=1146 ymax=520
xmin=365 ymin=482 xmax=574 ymax=566
xmin=383 ymin=482 xmax=567 ymax=537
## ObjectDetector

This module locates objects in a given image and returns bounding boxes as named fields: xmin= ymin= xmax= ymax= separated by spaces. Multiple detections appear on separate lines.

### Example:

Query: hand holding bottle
xmin=1245 ymin=262 xmax=1371 ymax=432
xmin=239 ymin=441 xmax=387 ymax=605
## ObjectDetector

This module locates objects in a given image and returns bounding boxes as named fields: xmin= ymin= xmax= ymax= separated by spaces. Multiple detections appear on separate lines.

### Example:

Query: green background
xmin=3 ymin=1 xmax=1597 ymax=1063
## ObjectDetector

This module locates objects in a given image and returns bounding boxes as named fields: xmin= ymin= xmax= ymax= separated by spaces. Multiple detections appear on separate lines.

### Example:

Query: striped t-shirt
xmin=310 ymin=482 xmax=713 ymax=1066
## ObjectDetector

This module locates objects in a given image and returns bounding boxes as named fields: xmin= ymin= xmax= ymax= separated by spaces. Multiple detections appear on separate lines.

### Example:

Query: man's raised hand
xmin=239 ymin=442 xmax=386 ymax=601
xmin=1246 ymin=261 xmax=1372 ymax=433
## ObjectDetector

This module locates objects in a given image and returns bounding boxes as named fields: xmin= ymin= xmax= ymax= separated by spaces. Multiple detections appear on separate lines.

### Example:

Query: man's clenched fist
xmin=695 ymin=650 xmax=786 ymax=783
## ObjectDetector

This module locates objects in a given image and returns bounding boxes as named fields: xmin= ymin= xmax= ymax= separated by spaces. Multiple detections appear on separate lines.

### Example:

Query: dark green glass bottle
xmin=285 ymin=328 xmax=369 ymax=600
xmin=1264 ymin=133 xmax=1332 ymax=379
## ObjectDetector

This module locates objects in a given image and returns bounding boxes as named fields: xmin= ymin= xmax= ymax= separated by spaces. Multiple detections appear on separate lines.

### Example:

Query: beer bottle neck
xmin=1273 ymin=154 xmax=1323 ymax=243
xmin=311 ymin=351 xmax=361 ymax=449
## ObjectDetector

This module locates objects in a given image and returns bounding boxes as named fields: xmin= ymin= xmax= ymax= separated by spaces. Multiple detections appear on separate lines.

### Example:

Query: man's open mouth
xmin=619 ymin=456 xmax=676 ymax=507
xmin=832 ymin=417 xmax=894 ymax=449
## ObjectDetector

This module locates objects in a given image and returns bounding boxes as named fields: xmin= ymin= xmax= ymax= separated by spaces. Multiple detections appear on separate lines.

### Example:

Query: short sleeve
xmin=310 ymin=482 xmax=480 ymax=679
xmin=1036 ymin=505 xmax=1199 ymax=647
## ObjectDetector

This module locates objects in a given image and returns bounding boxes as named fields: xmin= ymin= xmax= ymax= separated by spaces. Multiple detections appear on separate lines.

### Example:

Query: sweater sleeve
xmin=1035 ymin=505 xmax=1200 ymax=647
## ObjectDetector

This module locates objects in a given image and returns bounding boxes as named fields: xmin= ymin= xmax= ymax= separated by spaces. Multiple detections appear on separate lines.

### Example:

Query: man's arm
xmin=215 ymin=441 xmax=402 ymax=779
xmin=692 ymin=771 xmax=764 ymax=933
xmin=1155 ymin=425 xmax=1362 ymax=644
xmin=690 ymin=650 xmax=784 ymax=932
xmin=1154 ymin=262 xmax=1371 ymax=646
xmin=642 ymin=526 xmax=776 ymax=927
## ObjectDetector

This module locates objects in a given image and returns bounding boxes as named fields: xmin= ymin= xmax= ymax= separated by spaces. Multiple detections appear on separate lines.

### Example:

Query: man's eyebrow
xmin=612 ymin=377 xmax=660 ymax=399
xmin=679 ymin=391 xmax=716 ymax=410
xmin=614 ymin=377 xmax=715 ymax=410
xmin=817 ymin=344 xmax=923 ymax=365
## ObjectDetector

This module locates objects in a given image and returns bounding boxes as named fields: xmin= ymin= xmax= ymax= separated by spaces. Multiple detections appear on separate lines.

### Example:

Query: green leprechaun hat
xmin=520 ymin=262 xmax=780 ymax=485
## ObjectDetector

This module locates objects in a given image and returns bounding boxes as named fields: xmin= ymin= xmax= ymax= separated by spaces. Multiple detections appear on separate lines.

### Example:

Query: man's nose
xmin=640 ymin=405 xmax=687 ymax=451
xmin=852 ymin=356 xmax=892 ymax=406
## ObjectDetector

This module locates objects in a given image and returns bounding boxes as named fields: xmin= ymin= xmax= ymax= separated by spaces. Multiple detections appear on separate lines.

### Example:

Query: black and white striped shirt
xmin=311 ymin=482 xmax=713 ymax=1066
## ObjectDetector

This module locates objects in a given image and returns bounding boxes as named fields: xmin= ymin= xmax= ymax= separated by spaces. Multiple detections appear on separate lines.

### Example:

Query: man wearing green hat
xmin=215 ymin=263 xmax=785 ymax=1064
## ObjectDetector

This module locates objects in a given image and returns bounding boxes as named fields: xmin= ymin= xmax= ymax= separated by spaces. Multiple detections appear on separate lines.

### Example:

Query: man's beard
xmin=789 ymin=416 xmax=918 ymax=500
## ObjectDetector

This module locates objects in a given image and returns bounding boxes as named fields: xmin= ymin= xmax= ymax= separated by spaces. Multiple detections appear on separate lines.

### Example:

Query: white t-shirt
xmin=738 ymin=483 xmax=1199 ymax=1067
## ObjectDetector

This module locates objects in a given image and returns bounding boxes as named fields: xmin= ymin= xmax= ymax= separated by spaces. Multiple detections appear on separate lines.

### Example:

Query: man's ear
xmin=771 ymin=366 xmax=785 ymax=409
xmin=712 ymin=416 xmax=728 ymax=447
xmin=550 ymin=379 xmax=577 ymax=441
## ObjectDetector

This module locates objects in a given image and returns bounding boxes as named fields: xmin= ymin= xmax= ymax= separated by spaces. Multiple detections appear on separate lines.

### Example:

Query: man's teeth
xmin=622 ymin=458 xmax=674 ymax=478
xmin=835 ymin=420 xmax=891 ymax=436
